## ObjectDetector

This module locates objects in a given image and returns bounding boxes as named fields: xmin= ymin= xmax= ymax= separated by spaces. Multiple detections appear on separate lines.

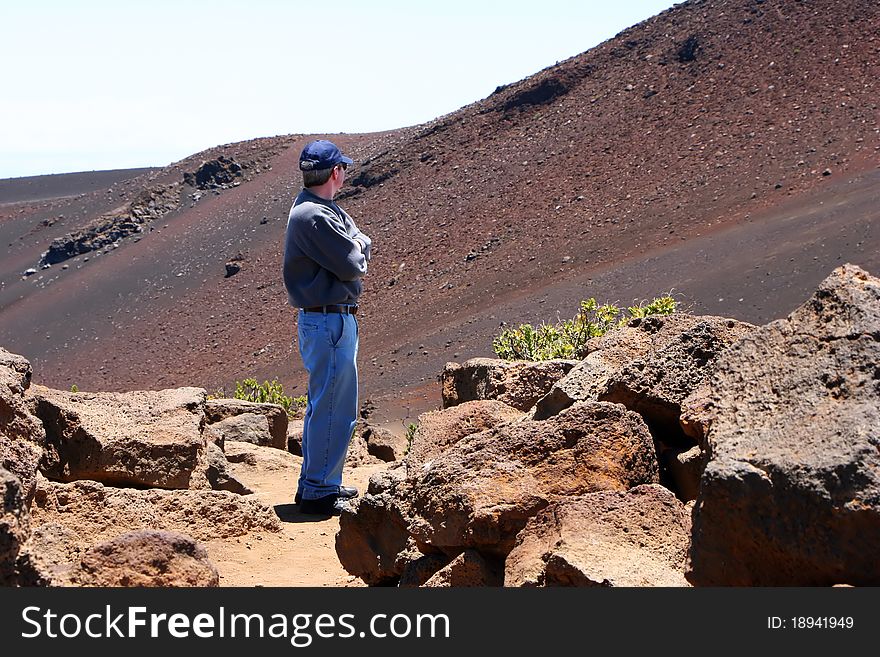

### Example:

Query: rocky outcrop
xmin=505 ymin=484 xmax=691 ymax=587
xmin=184 ymin=156 xmax=243 ymax=189
xmin=407 ymin=402 xmax=659 ymax=558
xmin=337 ymin=399 xmax=658 ymax=583
xmin=205 ymin=398 xmax=288 ymax=451
xmin=70 ymin=530 xmax=219 ymax=587
xmin=28 ymin=385 xmax=207 ymax=489
xmin=406 ymin=400 xmax=524 ymax=468
xmin=0 ymin=467 xmax=28 ymax=585
xmin=336 ymin=467 xmax=413 ymax=586
xmin=441 ymin=358 xmax=577 ymax=411
xmin=39 ymin=184 xmax=181 ymax=267
xmin=685 ymin=265 xmax=880 ymax=586
xmin=1 ymin=350 xmax=45 ymax=505
xmin=18 ymin=476 xmax=281 ymax=585
xmin=532 ymin=314 xmax=754 ymax=431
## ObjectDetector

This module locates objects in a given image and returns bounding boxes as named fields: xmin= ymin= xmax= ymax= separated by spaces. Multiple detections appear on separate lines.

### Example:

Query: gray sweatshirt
xmin=283 ymin=188 xmax=372 ymax=308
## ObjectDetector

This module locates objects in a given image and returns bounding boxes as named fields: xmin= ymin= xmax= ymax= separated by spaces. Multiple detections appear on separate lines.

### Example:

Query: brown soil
xmin=206 ymin=449 xmax=388 ymax=587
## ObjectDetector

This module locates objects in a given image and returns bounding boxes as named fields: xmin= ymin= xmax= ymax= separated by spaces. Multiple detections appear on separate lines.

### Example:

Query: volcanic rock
xmin=684 ymin=264 xmax=880 ymax=586
xmin=71 ymin=530 xmax=219 ymax=587
xmin=0 ymin=467 xmax=29 ymax=585
xmin=203 ymin=442 xmax=253 ymax=495
xmin=39 ymin=184 xmax=180 ymax=266
xmin=336 ymin=401 xmax=524 ymax=585
xmin=422 ymin=549 xmax=503 ymax=587
xmin=406 ymin=399 xmax=524 ymax=469
xmin=398 ymin=553 xmax=451 ymax=588
xmin=205 ymin=398 xmax=288 ymax=451
xmin=336 ymin=466 xmax=413 ymax=586
xmin=505 ymin=484 xmax=691 ymax=587
xmin=441 ymin=358 xmax=578 ymax=411
xmin=532 ymin=314 xmax=755 ymax=433
xmin=184 ymin=156 xmax=243 ymax=189
xmin=406 ymin=401 xmax=659 ymax=558
xmin=1 ymin=349 xmax=46 ymax=503
xmin=363 ymin=425 xmax=408 ymax=462
xmin=209 ymin=412 xmax=274 ymax=449
xmin=286 ymin=418 xmax=304 ymax=455
xmin=28 ymin=385 xmax=207 ymax=489
xmin=18 ymin=475 xmax=281 ymax=584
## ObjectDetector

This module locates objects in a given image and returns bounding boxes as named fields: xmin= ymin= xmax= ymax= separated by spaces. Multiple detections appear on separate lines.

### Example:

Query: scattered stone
xmin=204 ymin=442 xmax=253 ymax=495
xmin=286 ymin=418 xmax=304 ymax=455
xmin=223 ymin=440 xmax=298 ymax=473
xmin=31 ymin=477 xmax=281 ymax=543
xmin=407 ymin=400 xmax=523 ymax=469
xmin=398 ymin=553 xmax=450 ymax=588
xmin=532 ymin=314 xmax=754 ymax=429
xmin=336 ymin=467 xmax=412 ymax=585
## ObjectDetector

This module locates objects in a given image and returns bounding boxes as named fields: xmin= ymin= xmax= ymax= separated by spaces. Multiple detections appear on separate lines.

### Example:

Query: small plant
xmin=232 ymin=378 xmax=305 ymax=418
xmin=70 ymin=384 xmax=79 ymax=393
xmin=404 ymin=422 xmax=418 ymax=455
xmin=206 ymin=386 xmax=226 ymax=401
xmin=493 ymin=293 xmax=677 ymax=361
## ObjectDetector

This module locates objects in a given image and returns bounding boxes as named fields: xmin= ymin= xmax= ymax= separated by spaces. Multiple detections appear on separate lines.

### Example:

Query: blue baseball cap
xmin=298 ymin=139 xmax=354 ymax=171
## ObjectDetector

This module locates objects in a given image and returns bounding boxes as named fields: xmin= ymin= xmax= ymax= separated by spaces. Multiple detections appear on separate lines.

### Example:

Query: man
xmin=282 ymin=139 xmax=372 ymax=516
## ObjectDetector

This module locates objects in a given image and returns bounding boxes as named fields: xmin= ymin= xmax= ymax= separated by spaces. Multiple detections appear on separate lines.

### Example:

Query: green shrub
xmin=404 ymin=422 xmax=418 ymax=455
xmin=232 ymin=378 xmax=306 ymax=417
xmin=70 ymin=384 xmax=79 ymax=393
xmin=492 ymin=294 xmax=677 ymax=361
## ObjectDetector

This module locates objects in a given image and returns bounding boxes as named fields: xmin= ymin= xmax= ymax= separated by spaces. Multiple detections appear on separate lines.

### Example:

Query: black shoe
xmin=299 ymin=494 xmax=348 ymax=516
xmin=295 ymin=485 xmax=358 ymax=505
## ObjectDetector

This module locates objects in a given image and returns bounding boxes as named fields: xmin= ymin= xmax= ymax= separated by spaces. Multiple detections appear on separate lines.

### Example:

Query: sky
xmin=0 ymin=0 xmax=679 ymax=179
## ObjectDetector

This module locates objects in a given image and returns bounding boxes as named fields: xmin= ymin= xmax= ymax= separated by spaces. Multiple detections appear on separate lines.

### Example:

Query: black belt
xmin=303 ymin=304 xmax=358 ymax=315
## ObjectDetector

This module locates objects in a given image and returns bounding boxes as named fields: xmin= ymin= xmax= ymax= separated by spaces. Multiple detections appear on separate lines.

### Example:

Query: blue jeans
xmin=296 ymin=309 xmax=359 ymax=500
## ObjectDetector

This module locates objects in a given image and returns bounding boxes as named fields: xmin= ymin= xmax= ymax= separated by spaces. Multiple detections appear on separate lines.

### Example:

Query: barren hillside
xmin=0 ymin=0 xmax=877 ymax=428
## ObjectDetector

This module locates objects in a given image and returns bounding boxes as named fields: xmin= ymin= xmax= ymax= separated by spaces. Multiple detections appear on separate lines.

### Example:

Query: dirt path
xmin=202 ymin=445 xmax=389 ymax=587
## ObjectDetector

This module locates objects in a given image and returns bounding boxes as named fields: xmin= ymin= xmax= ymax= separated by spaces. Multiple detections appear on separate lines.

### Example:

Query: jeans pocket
xmin=328 ymin=313 xmax=346 ymax=348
